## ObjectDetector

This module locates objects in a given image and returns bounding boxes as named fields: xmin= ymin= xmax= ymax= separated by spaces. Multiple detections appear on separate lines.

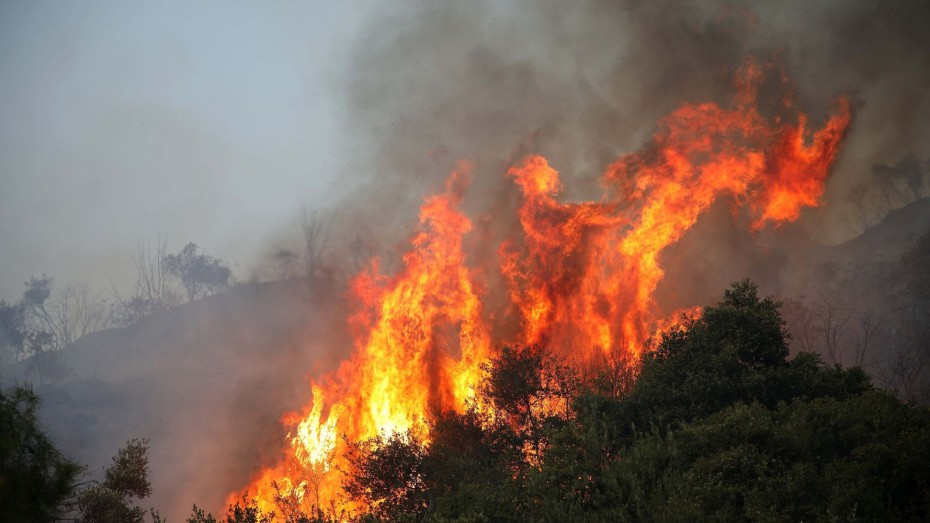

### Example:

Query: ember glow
xmin=233 ymin=62 xmax=851 ymax=515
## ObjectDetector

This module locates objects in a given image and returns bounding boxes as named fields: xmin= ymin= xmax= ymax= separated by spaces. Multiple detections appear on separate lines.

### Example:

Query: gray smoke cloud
xmin=335 ymin=0 xmax=930 ymax=251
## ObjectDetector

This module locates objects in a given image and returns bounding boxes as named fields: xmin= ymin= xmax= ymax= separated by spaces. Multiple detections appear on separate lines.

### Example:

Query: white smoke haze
xmin=1 ymin=1 xmax=929 ymax=520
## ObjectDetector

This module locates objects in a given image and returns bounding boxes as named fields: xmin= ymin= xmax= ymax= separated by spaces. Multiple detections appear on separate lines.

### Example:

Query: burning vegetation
xmin=222 ymin=61 xmax=864 ymax=519
xmin=5 ymin=3 xmax=930 ymax=522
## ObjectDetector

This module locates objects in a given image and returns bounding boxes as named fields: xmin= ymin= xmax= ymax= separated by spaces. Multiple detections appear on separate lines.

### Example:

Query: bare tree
xmin=52 ymin=284 xmax=110 ymax=347
xmin=301 ymin=207 xmax=331 ymax=279
xmin=110 ymin=237 xmax=180 ymax=327
xmin=6 ymin=277 xmax=107 ymax=383
xmin=783 ymin=281 xmax=881 ymax=369
xmin=850 ymin=310 xmax=881 ymax=368
xmin=133 ymin=237 xmax=178 ymax=308
xmin=781 ymin=298 xmax=817 ymax=354
xmin=878 ymin=310 xmax=930 ymax=403
xmin=19 ymin=277 xmax=111 ymax=349
xmin=876 ymin=232 xmax=930 ymax=402
xmin=811 ymin=286 xmax=855 ymax=365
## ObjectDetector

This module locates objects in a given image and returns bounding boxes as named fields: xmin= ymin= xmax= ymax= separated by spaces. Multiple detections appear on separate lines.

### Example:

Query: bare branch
xmin=300 ymin=207 xmax=332 ymax=279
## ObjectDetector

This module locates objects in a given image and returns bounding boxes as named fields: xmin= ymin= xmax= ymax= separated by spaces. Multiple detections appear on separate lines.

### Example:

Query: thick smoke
xmin=326 ymin=0 xmax=930 ymax=395
xmin=335 ymin=0 xmax=930 ymax=254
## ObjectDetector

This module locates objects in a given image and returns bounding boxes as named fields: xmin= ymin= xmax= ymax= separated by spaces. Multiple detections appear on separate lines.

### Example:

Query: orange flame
xmin=235 ymin=166 xmax=492 ymax=515
xmin=500 ymin=62 xmax=849 ymax=364
xmin=230 ymin=61 xmax=851 ymax=516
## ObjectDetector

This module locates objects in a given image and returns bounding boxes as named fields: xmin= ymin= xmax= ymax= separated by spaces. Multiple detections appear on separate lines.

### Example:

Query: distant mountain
xmin=1 ymin=278 xmax=351 ymax=522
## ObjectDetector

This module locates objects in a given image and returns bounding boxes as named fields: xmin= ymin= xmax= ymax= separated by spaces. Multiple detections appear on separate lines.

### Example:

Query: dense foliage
xmin=76 ymin=438 xmax=156 ymax=523
xmin=0 ymin=386 xmax=82 ymax=523
xmin=318 ymin=280 xmax=930 ymax=522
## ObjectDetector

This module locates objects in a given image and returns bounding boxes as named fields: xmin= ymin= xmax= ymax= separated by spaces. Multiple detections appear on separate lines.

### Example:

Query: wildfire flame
xmin=231 ymin=61 xmax=851 ymax=516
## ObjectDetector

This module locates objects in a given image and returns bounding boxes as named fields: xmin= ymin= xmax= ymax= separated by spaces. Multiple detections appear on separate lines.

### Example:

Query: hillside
xmin=2 ymin=278 xmax=351 ymax=521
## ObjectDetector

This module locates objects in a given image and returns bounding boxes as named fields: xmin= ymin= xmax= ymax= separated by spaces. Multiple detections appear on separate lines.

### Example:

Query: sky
xmin=0 ymin=1 xmax=374 ymax=299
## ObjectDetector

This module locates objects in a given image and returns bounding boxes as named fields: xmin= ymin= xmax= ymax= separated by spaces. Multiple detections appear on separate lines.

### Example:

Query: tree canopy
xmin=0 ymin=384 xmax=161 ymax=523
xmin=329 ymin=279 xmax=929 ymax=522
xmin=0 ymin=386 xmax=82 ymax=523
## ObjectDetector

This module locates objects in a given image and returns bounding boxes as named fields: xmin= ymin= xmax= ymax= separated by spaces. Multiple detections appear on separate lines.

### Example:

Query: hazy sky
xmin=0 ymin=1 xmax=374 ymax=299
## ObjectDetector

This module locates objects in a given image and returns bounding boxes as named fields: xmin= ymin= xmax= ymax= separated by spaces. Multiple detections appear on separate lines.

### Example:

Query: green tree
xmin=423 ymin=408 xmax=525 ymax=522
xmin=328 ymin=280 xmax=930 ymax=521
xmin=0 ymin=385 xmax=82 ymax=523
xmin=343 ymin=431 xmax=429 ymax=522
xmin=0 ymin=386 xmax=163 ymax=523
xmin=667 ymin=391 xmax=930 ymax=521
xmin=75 ymin=438 xmax=155 ymax=523
xmin=523 ymin=280 xmax=885 ymax=522
xmin=480 ymin=345 xmax=577 ymax=460
xmin=187 ymin=498 xmax=276 ymax=523
xmin=619 ymin=279 xmax=870 ymax=433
